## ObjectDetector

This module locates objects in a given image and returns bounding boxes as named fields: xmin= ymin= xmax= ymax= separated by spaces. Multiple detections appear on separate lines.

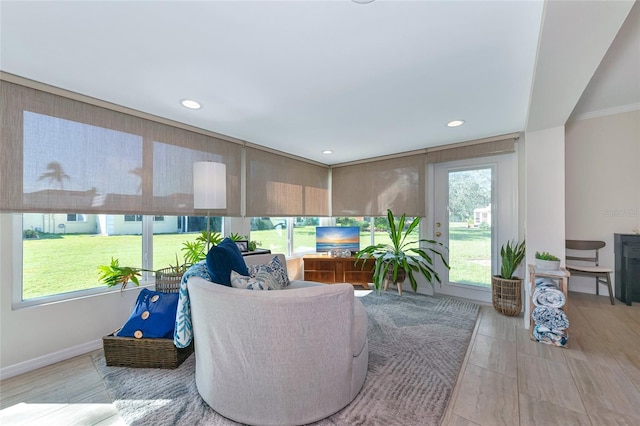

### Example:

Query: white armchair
xmin=188 ymin=254 xmax=368 ymax=426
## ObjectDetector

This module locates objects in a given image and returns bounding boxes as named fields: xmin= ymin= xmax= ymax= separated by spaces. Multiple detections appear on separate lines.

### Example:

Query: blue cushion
xmin=206 ymin=237 xmax=249 ymax=286
xmin=117 ymin=289 xmax=179 ymax=339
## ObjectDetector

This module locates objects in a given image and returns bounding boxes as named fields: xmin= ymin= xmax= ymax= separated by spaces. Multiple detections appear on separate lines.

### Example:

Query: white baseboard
xmin=0 ymin=339 xmax=103 ymax=380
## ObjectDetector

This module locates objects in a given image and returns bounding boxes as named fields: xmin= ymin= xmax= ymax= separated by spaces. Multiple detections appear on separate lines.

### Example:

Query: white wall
xmin=525 ymin=126 xmax=567 ymax=265
xmin=565 ymin=110 xmax=640 ymax=295
xmin=0 ymin=213 xmax=143 ymax=378
xmin=524 ymin=127 xmax=567 ymax=328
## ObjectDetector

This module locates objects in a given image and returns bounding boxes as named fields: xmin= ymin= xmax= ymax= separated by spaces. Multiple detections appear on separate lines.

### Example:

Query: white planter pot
xmin=535 ymin=258 xmax=560 ymax=271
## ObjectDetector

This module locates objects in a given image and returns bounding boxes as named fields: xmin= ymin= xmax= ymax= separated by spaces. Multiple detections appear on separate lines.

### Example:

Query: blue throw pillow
xmin=206 ymin=237 xmax=249 ymax=286
xmin=117 ymin=288 xmax=179 ymax=339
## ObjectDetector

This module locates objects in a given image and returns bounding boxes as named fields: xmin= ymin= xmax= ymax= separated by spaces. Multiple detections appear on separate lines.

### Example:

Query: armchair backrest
xmin=188 ymin=278 xmax=356 ymax=424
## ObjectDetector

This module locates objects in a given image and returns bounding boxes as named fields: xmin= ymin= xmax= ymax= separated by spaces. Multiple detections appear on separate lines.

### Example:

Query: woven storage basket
xmin=155 ymin=267 xmax=183 ymax=293
xmin=103 ymin=330 xmax=194 ymax=369
xmin=104 ymin=268 xmax=190 ymax=368
xmin=491 ymin=276 xmax=522 ymax=316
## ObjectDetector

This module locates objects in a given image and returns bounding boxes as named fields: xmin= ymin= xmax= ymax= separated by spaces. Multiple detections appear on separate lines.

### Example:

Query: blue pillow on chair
xmin=117 ymin=288 xmax=179 ymax=339
xmin=206 ymin=237 xmax=249 ymax=286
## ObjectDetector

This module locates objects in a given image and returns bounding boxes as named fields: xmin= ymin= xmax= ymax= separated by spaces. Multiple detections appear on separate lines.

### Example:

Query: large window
xmin=21 ymin=213 xmax=142 ymax=301
xmin=20 ymin=213 xmax=224 ymax=303
xmin=152 ymin=215 xmax=222 ymax=271
xmin=250 ymin=217 xmax=288 ymax=255
xmin=251 ymin=216 xmax=420 ymax=257
xmin=3 ymin=81 xmax=244 ymax=306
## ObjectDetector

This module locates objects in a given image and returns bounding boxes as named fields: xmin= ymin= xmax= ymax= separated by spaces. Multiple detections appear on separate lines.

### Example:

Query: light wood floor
xmin=442 ymin=292 xmax=640 ymax=426
xmin=1 ymin=292 xmax=638 ymax=425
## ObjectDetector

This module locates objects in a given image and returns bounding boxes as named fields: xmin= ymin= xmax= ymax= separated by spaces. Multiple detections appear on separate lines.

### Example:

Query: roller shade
xmin=245 ymin=146 xmax=329 ymax=217
xmin=0 ymin=80 xmax=242 ymax=215
xmin=331 ymin=154 xmax=425 ymax=217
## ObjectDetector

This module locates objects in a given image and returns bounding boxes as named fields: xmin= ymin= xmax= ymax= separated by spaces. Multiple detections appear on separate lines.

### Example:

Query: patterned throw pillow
xmin=247 ymin=256 xmax=291 ymax=288
xmin=230 ymin=270 xmax=280 ymax=291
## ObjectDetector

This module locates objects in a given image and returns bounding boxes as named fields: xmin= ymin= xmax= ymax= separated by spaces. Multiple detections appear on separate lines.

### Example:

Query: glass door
xmin=431 ymin=154 xmax=517 ymax=302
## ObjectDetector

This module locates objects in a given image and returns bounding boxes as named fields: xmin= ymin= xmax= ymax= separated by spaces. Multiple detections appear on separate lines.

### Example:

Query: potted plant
xmin=535 ymin=251 xmax=560 ymax=271
xmin=181 ymin=230 xmax=223 ymax=264
xmin=97 ymin=257 xmax=151 ymax=292
xmin=354 ymin=209 xmax=449 ymax=294
xmin=492 ymin=240 xmax=526 ymax=316
xmin=98 ymin=230 xmax=223 ymax=292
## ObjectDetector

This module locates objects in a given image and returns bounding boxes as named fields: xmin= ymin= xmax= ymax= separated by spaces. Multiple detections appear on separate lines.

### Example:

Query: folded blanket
xmin=174 ymin=261 xmax=211 ymax=348
xmin=533 ymin=325 xmax=568 ymax=347
xmin=532 ymin=279 xmax=566 ymax=308
xmin=532 ymin=306 xmax=569 ymax=330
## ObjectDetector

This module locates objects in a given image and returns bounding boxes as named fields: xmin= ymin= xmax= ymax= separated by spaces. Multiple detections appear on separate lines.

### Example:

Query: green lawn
xmin=448 ymin=224 xmax=492 ymax=287
xmin=22 ymin=225 xmax=490 ymax=299
xmin=23 ymin=233 xmax=202 ymax=299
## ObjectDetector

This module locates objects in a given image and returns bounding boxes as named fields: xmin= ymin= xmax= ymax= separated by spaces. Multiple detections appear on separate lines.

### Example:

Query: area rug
xmin=93 ymin=291 xmax=479 ymax=425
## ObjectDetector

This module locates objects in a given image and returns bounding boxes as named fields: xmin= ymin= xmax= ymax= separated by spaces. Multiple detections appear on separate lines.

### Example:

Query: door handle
xmin=435 ymin=231 xmax=442 ymax=237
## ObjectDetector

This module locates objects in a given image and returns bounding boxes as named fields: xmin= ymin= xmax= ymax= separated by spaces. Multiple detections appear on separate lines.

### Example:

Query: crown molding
xmin=571 ymin=102 xmax=640 ymax=121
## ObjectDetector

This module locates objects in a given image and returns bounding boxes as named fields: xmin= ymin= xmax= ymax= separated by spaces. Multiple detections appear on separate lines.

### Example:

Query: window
xmin=124 ymin=215 xmax=164 ymax=222
xmin=21 ymin=212 xmax=142 ymax=301
xmin=292 ymin=217 xmax=319 ymax=255
xmin=66 ymin=214 xmax=86 ymax=222
xmin=153 ymin=215 xmax=222 ymax=271
xmin=336 ymin=217 xmax=373 ymax=249
xmin=18 ymin=213 xmax=226 ymax=304
xmin=250 ymin=217 xmax=288 ymax=255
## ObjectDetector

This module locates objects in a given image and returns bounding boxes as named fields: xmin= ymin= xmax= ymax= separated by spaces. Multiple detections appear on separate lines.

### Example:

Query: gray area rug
xmin=93 ymin=291 xmax=479 ymax=425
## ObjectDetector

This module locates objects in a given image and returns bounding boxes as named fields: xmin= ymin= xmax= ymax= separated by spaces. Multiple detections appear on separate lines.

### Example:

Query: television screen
xmin=315 ymin=226 xmax=360 ymax=253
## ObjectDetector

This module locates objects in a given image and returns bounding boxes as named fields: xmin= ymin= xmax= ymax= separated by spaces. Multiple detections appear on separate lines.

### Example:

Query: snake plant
xmin=499 ymin=240 xmax=526 ymax=279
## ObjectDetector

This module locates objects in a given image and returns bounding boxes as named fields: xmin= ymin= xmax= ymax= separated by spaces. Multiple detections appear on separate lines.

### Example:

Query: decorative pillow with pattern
xmin=230 ymin=270 xmax=280 ymax=291
xmin=247 ymin=255 xmax=291 ymax=288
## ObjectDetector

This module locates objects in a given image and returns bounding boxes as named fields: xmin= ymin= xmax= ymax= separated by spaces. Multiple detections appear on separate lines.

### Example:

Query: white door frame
xmin=426 ymin=153 xmax=518 ymax=303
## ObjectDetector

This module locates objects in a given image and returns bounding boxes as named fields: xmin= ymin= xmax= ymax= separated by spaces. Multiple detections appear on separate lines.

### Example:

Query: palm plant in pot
xmin=354 ymin=209 xmax=449 ymax=294
xmin=492 ymin=240 xmax=526 ymax=316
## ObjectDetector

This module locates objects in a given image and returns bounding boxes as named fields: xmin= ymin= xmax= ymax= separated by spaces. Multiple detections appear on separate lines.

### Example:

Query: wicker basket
xmin=103 ymin=330 xmax=194 ymax=369
xmin=491 ymin=276 xmax=522 ymax=316
xmin=155 ymin=267 xmax=183 ymax=293
xmin=103 ymin=267 xmax=191 ymax=368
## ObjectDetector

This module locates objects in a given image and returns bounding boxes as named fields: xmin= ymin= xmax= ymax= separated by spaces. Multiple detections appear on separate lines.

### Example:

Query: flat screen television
xmin=315 ymin=226 xmax=360 ymax=253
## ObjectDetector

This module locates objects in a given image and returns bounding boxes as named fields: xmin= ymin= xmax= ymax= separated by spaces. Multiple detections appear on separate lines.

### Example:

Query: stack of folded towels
xmin=531 ymin=278 xmax=569 ymax=347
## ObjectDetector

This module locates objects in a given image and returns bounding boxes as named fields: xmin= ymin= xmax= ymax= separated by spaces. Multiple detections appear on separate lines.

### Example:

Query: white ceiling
xmin=1 ymin=1 xmax=638 ymax=165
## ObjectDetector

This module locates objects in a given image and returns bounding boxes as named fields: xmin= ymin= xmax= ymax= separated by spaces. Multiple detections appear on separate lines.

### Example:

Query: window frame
xmin=13 ymin=213 xmax=154 ymax=309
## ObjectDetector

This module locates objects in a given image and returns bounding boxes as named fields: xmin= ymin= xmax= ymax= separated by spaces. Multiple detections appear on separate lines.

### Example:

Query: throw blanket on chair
xmin=531 ymin=306 xmax=569 ymax=330
xmin=533 ymin=324 xmax=568 ymax=347
xmin=174 ymin=261 xmax=211 ymax=348
xmin=532 ymin=278 xmax=566 ymax=309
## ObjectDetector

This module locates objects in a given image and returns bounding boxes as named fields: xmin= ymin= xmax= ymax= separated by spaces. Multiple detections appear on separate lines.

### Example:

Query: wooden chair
xmin=565 ymin=240 xmax=615 ymax=305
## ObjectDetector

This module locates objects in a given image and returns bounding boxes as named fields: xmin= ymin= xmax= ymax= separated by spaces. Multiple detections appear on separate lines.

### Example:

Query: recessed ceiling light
xmin=322 ymin=150 xmax=333 ymax=155
xmin=352 ymin=0 xmax=375 ymax=4
xmin=447 ymin=120 xmax=465 ymax=127
xmin=180 ymin=99 xmax=202 ymax=110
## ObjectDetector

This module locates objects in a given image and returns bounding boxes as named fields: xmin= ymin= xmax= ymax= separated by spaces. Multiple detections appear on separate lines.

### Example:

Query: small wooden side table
xmin=527 ymin=265 xmax=570 ymax=347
